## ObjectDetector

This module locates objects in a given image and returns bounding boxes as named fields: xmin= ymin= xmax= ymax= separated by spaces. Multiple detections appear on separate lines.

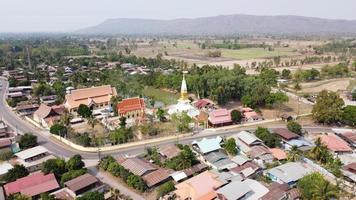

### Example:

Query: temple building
xmin=168 ymin=71 xmax=199 ymax=118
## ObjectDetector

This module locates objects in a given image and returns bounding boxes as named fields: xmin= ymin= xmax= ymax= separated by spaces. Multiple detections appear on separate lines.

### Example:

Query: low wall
xmin=51 ymin=133 xmax=191 ymax=153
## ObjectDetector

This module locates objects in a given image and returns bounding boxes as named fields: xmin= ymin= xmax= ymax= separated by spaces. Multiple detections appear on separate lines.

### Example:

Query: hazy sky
xmin=1 ymin=0 xmax=356 ymax=32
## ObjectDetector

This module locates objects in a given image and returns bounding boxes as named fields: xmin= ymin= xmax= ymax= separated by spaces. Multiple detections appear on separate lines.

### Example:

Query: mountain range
xmin=77 ymin=14 xmax=356 ymax=35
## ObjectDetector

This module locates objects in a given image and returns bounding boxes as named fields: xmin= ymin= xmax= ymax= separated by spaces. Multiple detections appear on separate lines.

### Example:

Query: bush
xmin=50 ymin=123 xmax=67 ymax=136
xmin=157 ymin=181 xmax=175 ymax=198
xmin=287 ymin=120 xmax=303 ymax=135
xmin=76 ymin=191 xmax=105 ymax=200
xmin=0 ymin=150 xmax=13 ymax=161
xmin=126 ymin=174 xmax=147 ymax=192
xmin=75 ymin=133 xmax=91 ymax=147
xmin=19 ymin=133 xmax=37 ymax=149
xmin=224 ymin=138 xmax=238 ymax=155
xmin=230 ymin=110 xmax=242 ymax=124
xmin=42 ymin=158 xmax=67 ymax=178
xmin=255 ymin=127 xmax=281 ymax=148
xmin=98 ymin=156 xmax=116 ymax=171
xmin=66 ymin=154 xmax=85 ymax=171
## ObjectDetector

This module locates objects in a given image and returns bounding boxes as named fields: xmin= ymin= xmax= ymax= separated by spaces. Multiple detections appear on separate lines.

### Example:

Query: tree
xmin=8 ymin=194 xmax=31 ymax=200
xmin=50 ymin=123 xmax=67 ymax=136
xmin=171 ymin=112 xmax=193 ymax=133
xmin=224 ymin=138 xmax=238 ymax=155
xmin=19 ymin=133 xmax=37 ymax=149
xmin=119 ymin=116 xmax=127 ymax=128
xmin=281 ymin=69 xmax=291 ymax=79
xmin=341 ymin=105 xmax=356 ymax=127
xmin=87 ymin=116 xmax=98 ymax=133
xmin=298 ymin=173 xmax=339 ymax=200
xmin=312 ymin=90 xmax=344 ymax=124
xmin=287 ymin=120 xmax=303 ymax=135
xmin=157 ymin=181 xmax=175 ymax=198
xmin=287 ymin=145 xmax=302 ymax=161
xmin=60 ymin=169 xmax=87 ymax=186
xmin=126 ymin=174 xmax=147 ymax=192
xmin=255 ymin=127 xmax=281 ymax=148
xmin=75 ymin=133 xmax=91 ymax=147
xmin=66 ymin=154 xmax=85 ymax=171
xmin=76 ymin=191 xmax=105 ymax=200
xmin=310 ymin=138 xmax=330 ymax=164
xmin=78 ymin=104 xmax=92 ymax=118
xmin=230 ymin=109 xmax=242 ymax=124
xmin=2 ymin=165 xmax=29 ymax=182
xmin=164 ymin=145 xmax=198 ymax=170
xmin=40 ymin=193 xmax=56 ymax=200
xmin=109 ymin=128 xmax=133 ymax=144
xmin=42 ymin=158 xmax=67 ymax=178
xmin=156 ymin=108 xmax=166 ymax=122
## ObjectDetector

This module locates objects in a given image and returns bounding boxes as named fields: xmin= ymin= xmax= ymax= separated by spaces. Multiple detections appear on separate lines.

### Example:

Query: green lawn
xmin=221 ymin=48 xmax=300 ymax=60
xmin=142 ymin=86 xmax=179 ymax=105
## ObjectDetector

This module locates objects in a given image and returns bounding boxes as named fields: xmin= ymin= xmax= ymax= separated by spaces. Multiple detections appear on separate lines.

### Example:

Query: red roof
xmin=318 ymin=135 xmax=352 ymax=153
xmin=0 ymin=139 xmax=12 ymax=148
xmin=4 ymin=172 xmax=59 ymax=197
xmin=208 ymin=109 xmax=232 ymax=125
xmin=194 ymin=99 xmax=214 ymax=109
xmin=117 ymin=97 xmax=145 ymax=115
xmin=273 ymin=128 xmax=299 ymax=140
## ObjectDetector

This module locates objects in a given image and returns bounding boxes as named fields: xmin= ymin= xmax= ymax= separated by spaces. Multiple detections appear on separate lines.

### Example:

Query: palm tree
xmin=87 ymin=116 xmax=98 ymax=135
xmin=288 ymin=145 xmax=302 ymax=161
xmin=311 ymin=180 xmax=339 ymax=200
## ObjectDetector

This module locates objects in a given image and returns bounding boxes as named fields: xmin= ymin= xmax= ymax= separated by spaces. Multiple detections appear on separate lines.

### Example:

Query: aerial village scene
xmin=0 ymin=0 xmax=356 ymax=200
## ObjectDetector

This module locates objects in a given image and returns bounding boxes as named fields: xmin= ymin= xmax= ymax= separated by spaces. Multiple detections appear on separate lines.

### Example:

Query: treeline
xmin=200 ymin=40 xmax=271 ymax=50
xmin=315 ymin=39 xmax=356 ymax=56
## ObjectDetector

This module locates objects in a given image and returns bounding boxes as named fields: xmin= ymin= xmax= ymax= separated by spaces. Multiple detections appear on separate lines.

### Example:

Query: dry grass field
xmin=299 ymin=78 xmax=352 ymax=93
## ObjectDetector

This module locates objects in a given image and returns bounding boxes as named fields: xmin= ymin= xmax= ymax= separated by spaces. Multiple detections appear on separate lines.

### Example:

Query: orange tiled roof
xmin=318 ymin=135 xmax=352 ymax=153
xmin=117 ymin=97 xmax=145 ymax=115
xmin=65 ymin=85 xmax=116 ymax=109
xmin=269 ymin=148 xmax=287 ymax=160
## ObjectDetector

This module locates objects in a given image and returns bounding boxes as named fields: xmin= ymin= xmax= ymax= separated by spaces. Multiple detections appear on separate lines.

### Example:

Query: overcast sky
xmin=1 ymin=0 xmax=356 ymax=32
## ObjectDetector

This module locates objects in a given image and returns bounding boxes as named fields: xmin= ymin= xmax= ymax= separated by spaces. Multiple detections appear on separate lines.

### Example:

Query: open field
xmin=299 ymin=78 xmax=352 ymax=93
xmin=142 ymin=86 xmax=179 ymax=105
xmin=261 ymin=97 xmax=313 ymax=119
xmin=221 ymin=47 xmax=299 ymax=60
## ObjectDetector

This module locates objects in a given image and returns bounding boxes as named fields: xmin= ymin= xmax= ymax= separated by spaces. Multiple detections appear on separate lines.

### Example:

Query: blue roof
xmin=193 ymin=136 xmax=222 ymax=154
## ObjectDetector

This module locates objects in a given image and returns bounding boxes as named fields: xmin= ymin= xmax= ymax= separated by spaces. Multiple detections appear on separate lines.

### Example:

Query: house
xmin=0 ymin=162 xmax=13 ymax=178
xmin=317 ymin=134 xmax=352 ymax=154
xmin=208 ymin=109 xmax=232 ymax=127
xmin=40 ymin=95 xmax=57 ymax=105
xmin=142 ymin=168 xmax=172 ymax=188
xmin=204 ymin=151 xmax=237 ymax=171
xmin=51 ymin=188 xmax=76 ymax=200
xmin=119 ymin=157 xmax=157 ymax=176
xmin=280 ymin=114 xmax=294 ymax=122
xmin=273 ymin=128 xmax=299 ymax=141
xmin=283 ymin=138 xmax=312 ymax=151
xmin=269 ymin=148 xmax=287 ymax=161
xmin=175 ymin=171 xmax=224 ymax=200
xmin=266 ymin=162 xmax=314 ymax=186
xmin=171 ymin=163 xmax=209 ymax=183
xmin=342 ymin=162 xmax=356 ymax=183
xmin=230 ymin=161 xmax=261 ymax=179
xmin=216 ymin=179 xmax=269 ymax=200
xmin=0 ymin=139 xmax=12 ymax=153
xmin=16 ymin=103 xmax=39 ymax=116
xmin=14 ymin=146 xmax=56 ymax=172
xmin=64 ymin=85 xmax=117 ymax=113
xmin=192 ymin=136 xmax=223 ymax=154
xmin=159 ymin=145 xmax=182 ymax=159
xmin=64 ymin=173 xmax=100 ymax=195
xmin=332 ymin=128 xmax=356 ymax=148
xmin=231 ymin=155 xmax=251 ymax=166
xmin=231 ymin=131 xmax=263 ymax=153
xmin=33 ymin=104 xmax=64 ymax=128
xmin=244 ymin=111 xmax=264 ymax=122
xmin=261 ymin=183 xmax=289 ymax=200
xmin=3 ymin=172 xmax=60 ymax=198
xmin=117 ymin=97 xmax=145 ymax=120
xmin=194 ymin=99 xmax=215 ymax=110
xmin=247 ymin=146 xmax=274 ymax=165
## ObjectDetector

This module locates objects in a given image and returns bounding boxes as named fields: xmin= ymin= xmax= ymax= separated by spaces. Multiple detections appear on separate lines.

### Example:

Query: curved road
xmin=0 ymin=79 xmax=333 ymax=160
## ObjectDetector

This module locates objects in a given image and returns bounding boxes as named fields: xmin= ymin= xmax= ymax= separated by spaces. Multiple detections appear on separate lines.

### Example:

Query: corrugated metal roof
xmin=121 ymin=158 xmax=157 ymax=176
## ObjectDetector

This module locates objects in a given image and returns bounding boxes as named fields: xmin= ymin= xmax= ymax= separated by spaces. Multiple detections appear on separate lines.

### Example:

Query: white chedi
xmin=168 ymin=71 xmax=199 ymax=118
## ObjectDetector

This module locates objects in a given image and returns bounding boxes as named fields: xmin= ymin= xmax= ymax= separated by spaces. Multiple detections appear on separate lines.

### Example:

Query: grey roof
xmin=121 ymin=158 xmax=157 ymax=176
xmin=216 ymin=180 xmax=251 ymax=200
xmin=0 ymin=187 xmax=4 ymax=200
xmin=213 ymin=159 xmax=237 ymax=170
xmin=236 ymin=131 xmax=262 ymax=145
xmin=204 ymin=151 xmax=228 ymax=163
xmin=231 ymin=155 xmax=251 ymax=165
xmin=267 ymin=162 xmax=314 ymax=183
xmin=216 ymin=179 xmax=269 ymax=200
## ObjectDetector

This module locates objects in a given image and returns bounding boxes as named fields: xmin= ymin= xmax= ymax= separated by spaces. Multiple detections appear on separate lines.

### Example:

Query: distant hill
xmin=77 ymin=14 xmax=356 ymax=35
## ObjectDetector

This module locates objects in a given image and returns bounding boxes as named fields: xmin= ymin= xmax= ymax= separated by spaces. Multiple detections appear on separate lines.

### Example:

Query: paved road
xmin=0 ymin=78 xmax=333 ymax=160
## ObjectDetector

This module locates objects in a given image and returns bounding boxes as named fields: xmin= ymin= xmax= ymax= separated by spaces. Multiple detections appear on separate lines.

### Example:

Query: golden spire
xmin=180 ymin=71 xmax=188 ymax=101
